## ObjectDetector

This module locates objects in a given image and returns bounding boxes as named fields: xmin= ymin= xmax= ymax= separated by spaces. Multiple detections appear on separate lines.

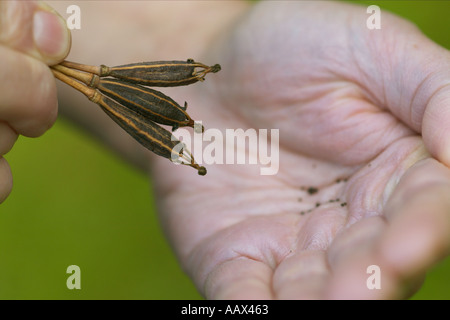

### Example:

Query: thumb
xmin=0 ymin=0 xmax=71 ymax=65
xmin=420 ymin=59 xmax=450 ymax=167
xmin=360 ymin=15 xmax=450 ymax=167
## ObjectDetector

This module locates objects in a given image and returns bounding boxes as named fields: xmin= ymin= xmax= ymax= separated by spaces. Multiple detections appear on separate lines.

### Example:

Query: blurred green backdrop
xmin=1 ymin=1 xmax=450 ymax=299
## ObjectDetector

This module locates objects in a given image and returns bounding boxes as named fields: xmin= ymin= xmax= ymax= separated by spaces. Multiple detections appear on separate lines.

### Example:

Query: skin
xmin=0 ymin=0 xmax=70 ymax=202
xmin=2 ymin=0 xmax=450 ymax=299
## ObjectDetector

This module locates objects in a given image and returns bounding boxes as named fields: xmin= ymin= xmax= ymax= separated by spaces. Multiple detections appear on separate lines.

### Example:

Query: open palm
xmin=150 ymin=1 xmax=450 ymax=299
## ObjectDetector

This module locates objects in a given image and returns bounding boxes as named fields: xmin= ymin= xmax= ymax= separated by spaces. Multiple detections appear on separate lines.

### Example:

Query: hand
xmin=0 ymin=0 xmax=71 ymax=203
xmin=51 ymin=1 xmax=450 ymax=299
xmin=150 ymin=1 xmax=450 ymax=299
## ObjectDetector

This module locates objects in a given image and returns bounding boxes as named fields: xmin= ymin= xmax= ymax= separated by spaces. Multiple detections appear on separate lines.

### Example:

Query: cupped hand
xmin=0 ymin=0 xmax=70 ymax=203
xmin=150 ymin=1 xmax=450 ymax=299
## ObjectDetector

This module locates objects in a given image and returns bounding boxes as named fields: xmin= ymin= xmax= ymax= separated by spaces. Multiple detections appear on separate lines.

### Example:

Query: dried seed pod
xmin=97 ymin=78 xmax=198 ymax=132
xmin=99 ymin=94 xmax=206 ymax=175
xmin=96 ymin=94 xmax=206 ymax=174
xmin=61 ymin=59 xmax=221 ymax=87
xmin=51 ymin=68 xmax=206 ymax=175
xmin=97 ymin=94 xmax=175 ymax=158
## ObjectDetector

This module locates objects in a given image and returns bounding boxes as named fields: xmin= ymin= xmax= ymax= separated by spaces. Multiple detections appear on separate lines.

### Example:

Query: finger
xmin=0 ymin=46 xmax=57 ymax=137
xmin=325 ymin=247 xmax=424 ymax=299
xmin=272 ymin=250 xmax=329 ymax=299
xmin=0 ymin=157 xmax=13 ymax=204
xmin=327 ymin=159 xmax=450 ymax=299
xmin=339 ymin=10 xmax=450 ymax=167
xmin=325 ymin=216 xmax=399 ymax=299
xmin=366 ymin=21 xmax=450 ymax=166
xmin=422 ymin=86 xmax=450 ymax=167
xmin=327 ymin=216 xmax=386 ymax=269
xmin=204 ymin=258 xmax=274 ymax=299
xmin=0 ymin=121 xmax=18 ymax=155
xmin=0 ymin=0 xmax=71 ymax=65
xmin=378 ymin=158 xmax=450 ymax=279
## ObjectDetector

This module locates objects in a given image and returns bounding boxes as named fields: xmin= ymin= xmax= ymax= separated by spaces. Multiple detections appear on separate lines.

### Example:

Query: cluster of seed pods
xmin=51 ymin=59 xmax=221 ymax=175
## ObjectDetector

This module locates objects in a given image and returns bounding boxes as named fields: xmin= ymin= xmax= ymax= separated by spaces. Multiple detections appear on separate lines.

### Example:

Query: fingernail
xmin=33 ymin=8 xmax=71 ymax=65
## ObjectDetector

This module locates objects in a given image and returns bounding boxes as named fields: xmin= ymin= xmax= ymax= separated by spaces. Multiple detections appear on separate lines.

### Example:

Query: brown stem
xmin=60 ymin=60 xmax=101 ymax=75
xmin=52 ymin=64 xmax=100 ymax=88
xmin=51 ymin=68 xmax=99 ymax=103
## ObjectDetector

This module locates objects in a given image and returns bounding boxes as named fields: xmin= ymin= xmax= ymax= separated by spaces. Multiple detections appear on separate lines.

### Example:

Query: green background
xmin=1 ymin=1 xmax=449 ymax=299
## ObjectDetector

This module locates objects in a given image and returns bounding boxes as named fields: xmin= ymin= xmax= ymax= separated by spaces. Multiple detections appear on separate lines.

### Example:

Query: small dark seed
xmin=341 ymin=202 xmax=347 ymax=207
xmin=316 ymin=202 xmax=321 ymax=207
xmin=307 ymin=187 xmax=318 ymax=195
